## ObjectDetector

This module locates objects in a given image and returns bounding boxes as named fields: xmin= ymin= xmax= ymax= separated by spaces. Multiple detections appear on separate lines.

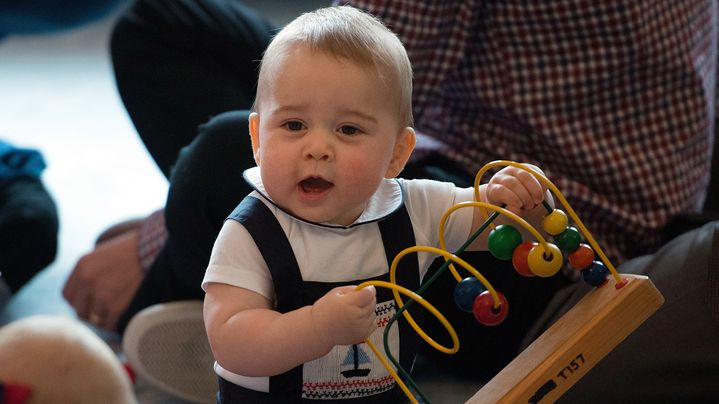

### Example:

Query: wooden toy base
xmin=467 ymin=274 xmax=664 ymax=403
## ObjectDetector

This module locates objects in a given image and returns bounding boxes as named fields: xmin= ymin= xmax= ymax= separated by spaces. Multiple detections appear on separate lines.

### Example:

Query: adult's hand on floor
xmin=63 ymin=229 xmax=143 ymax=331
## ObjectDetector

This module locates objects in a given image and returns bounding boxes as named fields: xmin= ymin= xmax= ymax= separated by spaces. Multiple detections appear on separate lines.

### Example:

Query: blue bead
xmin=582 ymin=261 xmax=609 ymax=287
xmin=454 ymin=277 xmax=486 ymax=313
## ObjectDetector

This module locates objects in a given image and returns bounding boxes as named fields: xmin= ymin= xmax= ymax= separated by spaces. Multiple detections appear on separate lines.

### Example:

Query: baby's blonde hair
xmin=256 ymin=5 xmax=413 ymax=127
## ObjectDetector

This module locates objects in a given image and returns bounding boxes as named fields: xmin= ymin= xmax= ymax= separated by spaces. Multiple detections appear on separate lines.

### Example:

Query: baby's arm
xmin=204 ymin=283 xmax=376 ymax=377
xmin=469 ymin=164 xmax=552 ymax=249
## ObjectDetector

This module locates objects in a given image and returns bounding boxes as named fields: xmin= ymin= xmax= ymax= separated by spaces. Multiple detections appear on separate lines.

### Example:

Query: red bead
xmin=472 ymin=290 xmax=509 ymax=326
xmin=568 ymin=243 xmax=594 ymax=269
xmin=512 ymin=241 xmax=537 ymax=277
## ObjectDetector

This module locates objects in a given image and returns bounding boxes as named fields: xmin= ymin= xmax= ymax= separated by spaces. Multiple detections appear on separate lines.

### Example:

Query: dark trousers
xmin=112 ymin=0 xmax=273 ymax=329
xmin=0 ymin=177 xmax=58 ymax=293
xmin=110 ymin=0 xmax=274 ymax=178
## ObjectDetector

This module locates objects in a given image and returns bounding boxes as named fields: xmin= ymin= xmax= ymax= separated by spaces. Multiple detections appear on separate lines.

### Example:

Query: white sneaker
xmin=123 ymin=301 xmax=217 ymax=403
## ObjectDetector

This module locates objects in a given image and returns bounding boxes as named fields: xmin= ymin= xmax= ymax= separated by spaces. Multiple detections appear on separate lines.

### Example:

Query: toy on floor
xmin=0 ymin=315 xmax=137 ymax=404
xmin=356 ymin=160 xmax=664 ymax=404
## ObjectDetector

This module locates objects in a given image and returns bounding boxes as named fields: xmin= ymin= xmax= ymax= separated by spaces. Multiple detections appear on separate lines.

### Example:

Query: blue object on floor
xmin=0 ymin=0 xmax=125 ymax=38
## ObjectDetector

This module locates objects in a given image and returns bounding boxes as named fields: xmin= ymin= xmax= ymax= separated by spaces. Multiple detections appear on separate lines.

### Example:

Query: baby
xmin=202 ymin=5 xmax=549 ymax=402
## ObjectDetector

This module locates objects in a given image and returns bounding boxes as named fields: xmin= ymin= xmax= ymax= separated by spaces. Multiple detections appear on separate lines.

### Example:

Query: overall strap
xmin=377 ymin=203 xmax=419 ymax=291
xmin=227 ymin=196 xmax=304 ymax=311
xmin=376 ymin=203 xmax=421 ymax=374
xmin=226 ymin=196 xmax=306 ymax=400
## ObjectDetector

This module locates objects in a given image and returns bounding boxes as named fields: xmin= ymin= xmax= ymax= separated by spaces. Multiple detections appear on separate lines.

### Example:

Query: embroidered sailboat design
xmin=341 ymin=344 xmax=371 ymax=378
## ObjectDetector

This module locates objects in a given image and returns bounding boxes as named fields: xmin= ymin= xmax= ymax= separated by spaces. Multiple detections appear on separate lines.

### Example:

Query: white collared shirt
xmin=202 ymin=167 xmax=475 ymax=390
xmin=203 ymin=167 xmax=475 ymax=298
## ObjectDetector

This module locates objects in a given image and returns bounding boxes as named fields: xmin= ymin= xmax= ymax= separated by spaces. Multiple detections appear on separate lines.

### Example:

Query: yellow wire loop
xmin=356 ymin=278 xmax=459 ymax=404
xmin=364 ymin=338 xmax=417 ymax=404
xmin=358 ymin=276 xmax=459 ymax=355
xmin=355 ymin=247 xmax=483 ymax=403
xmin=474 ymin=160 xmax=622 ymax=283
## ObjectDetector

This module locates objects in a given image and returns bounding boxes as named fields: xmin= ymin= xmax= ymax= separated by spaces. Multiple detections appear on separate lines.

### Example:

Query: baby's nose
xmin=304 ymin=131 xmax=333 ymax=160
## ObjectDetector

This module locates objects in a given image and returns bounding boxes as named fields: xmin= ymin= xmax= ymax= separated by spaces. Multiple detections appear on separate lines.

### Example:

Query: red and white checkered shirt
xmin=137 ymin=208 xmax=167 ymax=272
xmin=339 ymin=0 xmax=716 ymax=263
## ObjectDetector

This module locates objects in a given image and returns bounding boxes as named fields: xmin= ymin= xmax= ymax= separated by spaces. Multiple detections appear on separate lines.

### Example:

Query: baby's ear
xmin=249 ymin=112 xmax=261 ymax=165
xmin=385 ymin=127 xmax=416 ymax=178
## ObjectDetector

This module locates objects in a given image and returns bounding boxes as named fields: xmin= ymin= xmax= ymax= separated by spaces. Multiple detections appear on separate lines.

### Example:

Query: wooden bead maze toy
xmin=353 ymin=160 xmax=664 ymax=403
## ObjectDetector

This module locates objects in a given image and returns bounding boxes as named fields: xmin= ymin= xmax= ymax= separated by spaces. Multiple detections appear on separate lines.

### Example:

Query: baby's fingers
xmin=351 ymin=285 xmax=376 ymax=308
xmin=488 ymin=167 xmax=545 ymax=210
xmin=487 ymin=176 xmax=533 ymax=210
xmin=514 ymin=167 xmax=545 ymax=205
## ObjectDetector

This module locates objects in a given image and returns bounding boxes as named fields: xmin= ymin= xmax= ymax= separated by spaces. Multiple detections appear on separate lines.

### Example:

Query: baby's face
xmin=251 ymin=45 xmax=407 ymax=226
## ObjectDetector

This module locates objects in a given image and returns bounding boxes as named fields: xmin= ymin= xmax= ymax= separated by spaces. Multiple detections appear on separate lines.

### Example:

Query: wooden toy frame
xmin=468 ymin=273 xmax=664 ymax=403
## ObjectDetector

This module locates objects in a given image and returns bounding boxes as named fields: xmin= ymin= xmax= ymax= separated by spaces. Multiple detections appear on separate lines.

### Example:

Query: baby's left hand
xmin=486 ymin=164 xmax=547 ymax=213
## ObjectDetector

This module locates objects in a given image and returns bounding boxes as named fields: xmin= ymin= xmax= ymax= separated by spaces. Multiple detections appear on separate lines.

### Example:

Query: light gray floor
xmin=0 ymin=2 xmax=482 ymax=403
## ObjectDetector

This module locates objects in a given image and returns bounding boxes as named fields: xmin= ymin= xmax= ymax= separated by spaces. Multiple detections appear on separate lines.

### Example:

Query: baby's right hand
xmin=486 ymin=164 xmax=547 ymax=214
xmin=311 ymin=285 xmax=377 ymax=347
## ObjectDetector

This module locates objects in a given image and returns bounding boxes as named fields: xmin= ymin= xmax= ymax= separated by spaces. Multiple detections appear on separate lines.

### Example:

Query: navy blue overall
xmin=217 ymin=195 xmax=423 ymax=403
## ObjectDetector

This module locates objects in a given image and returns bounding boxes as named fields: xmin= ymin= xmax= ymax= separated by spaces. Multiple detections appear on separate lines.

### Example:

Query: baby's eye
xmin=284 ymin=121 xmax=305 ymax=131
xmin=338 ymin=125 xmax=360 ymax=136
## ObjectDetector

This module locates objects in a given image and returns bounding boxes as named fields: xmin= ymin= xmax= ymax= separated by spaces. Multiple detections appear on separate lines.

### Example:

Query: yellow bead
xmin=527 ymin=243 xmax=563 ymax=277
xmin=542 ymin=209 xmax=568 ymax=236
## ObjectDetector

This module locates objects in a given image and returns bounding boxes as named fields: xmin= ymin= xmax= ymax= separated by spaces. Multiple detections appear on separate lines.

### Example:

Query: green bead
xmin=555 ymin=226 xmax=581 ymax=252
xmin=488 ymin=224 xmax=522 ymax=260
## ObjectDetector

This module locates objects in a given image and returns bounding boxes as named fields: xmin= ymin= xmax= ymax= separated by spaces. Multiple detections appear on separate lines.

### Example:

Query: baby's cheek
xmin=340 ymin=160 xmax=383 ymax=195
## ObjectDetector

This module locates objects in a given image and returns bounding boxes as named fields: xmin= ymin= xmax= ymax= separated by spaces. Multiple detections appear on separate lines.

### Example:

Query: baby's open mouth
xmin=299 ymin=177 xmax=334 ymax=193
